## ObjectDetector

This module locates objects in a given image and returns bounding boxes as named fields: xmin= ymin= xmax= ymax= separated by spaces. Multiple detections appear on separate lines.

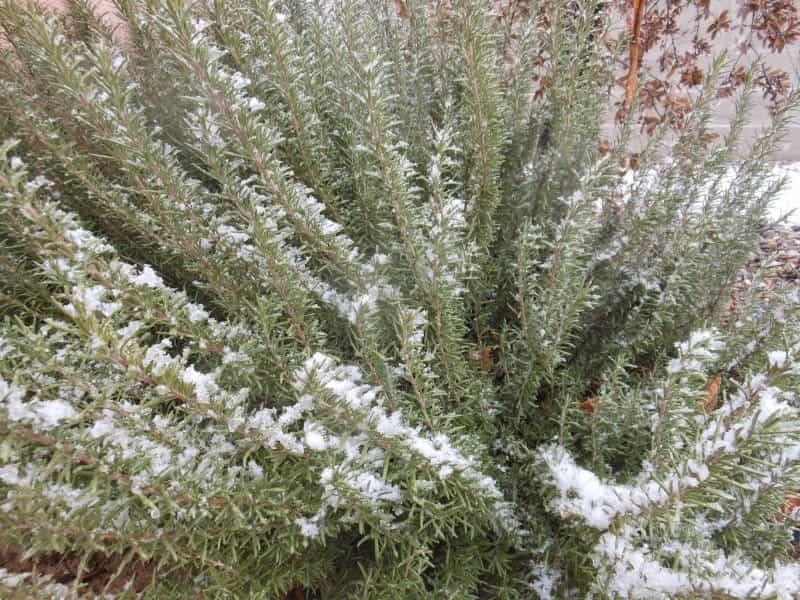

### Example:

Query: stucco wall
xmin=602 ymin=0 xmax=800 ymax=160
xmin=35 ymin=0 xmax=125 ymax=35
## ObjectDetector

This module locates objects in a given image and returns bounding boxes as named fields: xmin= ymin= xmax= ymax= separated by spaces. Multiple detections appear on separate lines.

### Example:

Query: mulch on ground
xmin=0 ymin=545 xmax=157 ymax=595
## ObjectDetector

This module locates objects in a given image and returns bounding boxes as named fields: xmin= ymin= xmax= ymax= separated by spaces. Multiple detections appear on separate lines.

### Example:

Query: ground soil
xmin=0 ymin=545 xmax=157 ymax=595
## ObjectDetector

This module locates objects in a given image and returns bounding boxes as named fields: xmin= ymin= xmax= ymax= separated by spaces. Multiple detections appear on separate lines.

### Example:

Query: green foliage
xmin=0 ymin=0 xmax=799 ymax=597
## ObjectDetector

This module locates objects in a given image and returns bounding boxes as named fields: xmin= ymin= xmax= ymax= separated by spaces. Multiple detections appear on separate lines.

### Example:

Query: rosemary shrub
xmin=1 ymin=0 xmax=799 ymax=597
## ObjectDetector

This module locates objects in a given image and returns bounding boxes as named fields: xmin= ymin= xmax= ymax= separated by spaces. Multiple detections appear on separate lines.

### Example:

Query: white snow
xmin=88 ymin=418 xmax=115 ymax=439
xmin=186 ymin=303 xmax=209 ymax=323
xmin=0 ymin=337 xmax=11 ymax=360
xmin=74 ymin=284 xmax=122 ymax=317
xmin=143 ymin=338 xmax=174 ymax=376
xmin=247 ymin=460 xmax=263 ymax=477
xmin=131 ymin=264 xmax=165 ymax=288
xmin=529 ymin=562 xmax=561 ymax=599
xmin=769 ymin=163 xmax=800 ymax=224
xmin=180 ymin=364 xmax=221 ymax=404
xmin=247 ymin=97 xmax=265 ymax=112
xmin=31 ymin=399 xmax=78 ymax=428
xmin=303 ymin=421 xmax=328 ymax=451
xmin=665 ymin=329 xmax=723 ymax=375
xmin=64 ymin=225 xmax=114 ymax=254
xmin=1 ymin=379 xmax=78 ymax=430
xmin=768 ymin=350 xmax=790 ymax=369
xmin=595 ymin=530 xmax=800 ymax=599
xmin=328 ymin=467 xmax=402 ymax=504
xmin=0 ymin=567 xmax=70 ymax=596
xmin=0 ymin=465 xmax=29 ymax=486
xmin=295 ymin=516 xmax=321 ymax=537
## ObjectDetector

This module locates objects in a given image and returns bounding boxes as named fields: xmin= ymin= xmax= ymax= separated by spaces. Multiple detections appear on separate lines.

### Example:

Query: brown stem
xmin=624 ymin=0 xmax=645 ymax=108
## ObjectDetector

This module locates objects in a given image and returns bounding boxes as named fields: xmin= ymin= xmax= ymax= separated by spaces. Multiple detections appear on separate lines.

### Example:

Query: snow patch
xmin=769 ymin=163 xmax=800 ymax=224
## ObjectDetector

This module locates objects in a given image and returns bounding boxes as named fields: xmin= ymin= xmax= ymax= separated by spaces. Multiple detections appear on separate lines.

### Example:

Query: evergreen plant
xmin=1 ymin=0 xmax=799 ymax=597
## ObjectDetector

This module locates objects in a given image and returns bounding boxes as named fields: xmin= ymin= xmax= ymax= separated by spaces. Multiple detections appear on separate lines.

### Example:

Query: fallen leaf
xmin=700 ymin=374 xmax=721 ymax=413
xmin=580 ymin=396 xmax=600 ymax=414
xmin=479 ymin=347 xmax=492 ymax=371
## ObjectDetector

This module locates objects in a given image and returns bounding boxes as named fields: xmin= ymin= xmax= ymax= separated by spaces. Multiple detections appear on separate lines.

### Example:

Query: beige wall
xmin=698 ymin=6 xmax=798 ymax=161
xmin=27 ymin=0 xmax=126 ymax=40
xmin=602 ymin=0 xmax=800 ymax=160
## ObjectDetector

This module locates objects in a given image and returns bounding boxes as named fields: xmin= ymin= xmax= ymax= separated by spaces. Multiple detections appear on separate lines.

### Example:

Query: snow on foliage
xmin=1 ymin=1 xmax=799 ymax=597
